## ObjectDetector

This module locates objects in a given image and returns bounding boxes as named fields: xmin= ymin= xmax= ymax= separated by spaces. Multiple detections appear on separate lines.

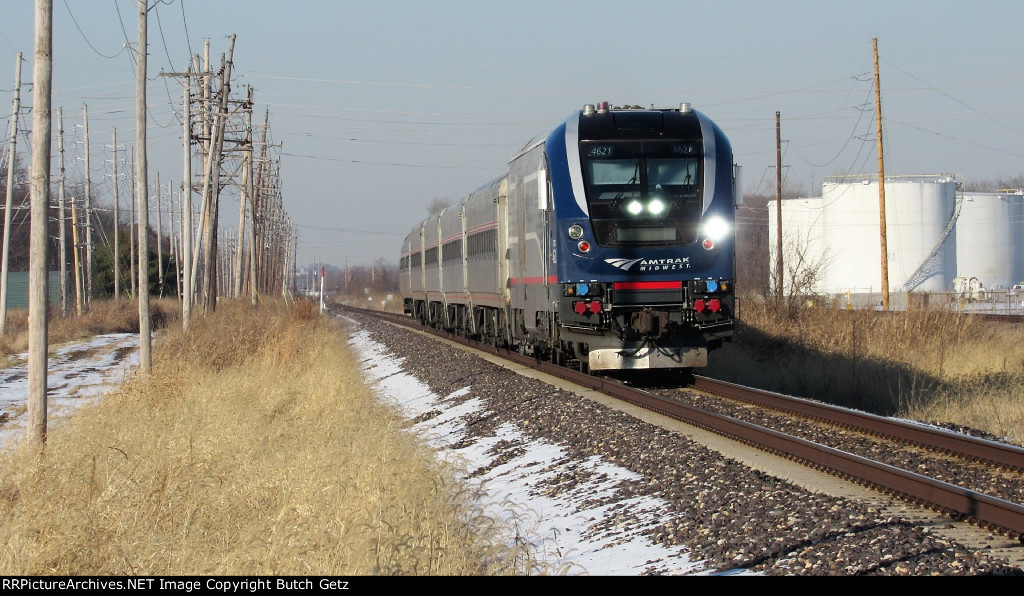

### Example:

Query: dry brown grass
xmin=706 ymin=298 xmax=1024 ymax=444
xmin=0 ymin=300 xmax=532 ymax=575
xmin=0 ymin=298 xmax=181 ymax=362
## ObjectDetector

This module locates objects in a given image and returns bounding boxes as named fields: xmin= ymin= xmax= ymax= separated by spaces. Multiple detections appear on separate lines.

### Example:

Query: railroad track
xmin=333 ymin=303 xmax=1024 ymax=541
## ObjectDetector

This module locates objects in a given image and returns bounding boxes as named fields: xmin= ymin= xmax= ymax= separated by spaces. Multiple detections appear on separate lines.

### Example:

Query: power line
xmin=882 ymin=57 xmax=1024 ymax=138
xmin=63 ymin=0 xmax=129 ymax=60
xmin=280 ymin=151 xmax=499 ymax=171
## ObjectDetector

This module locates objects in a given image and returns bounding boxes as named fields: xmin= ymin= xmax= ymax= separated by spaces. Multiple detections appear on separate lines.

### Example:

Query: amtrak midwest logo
xmin=605 ymin=257 xmax=691 ymax=272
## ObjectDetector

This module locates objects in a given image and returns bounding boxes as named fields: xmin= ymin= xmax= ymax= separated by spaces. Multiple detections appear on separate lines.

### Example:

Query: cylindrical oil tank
xmin=819 ymin=175 xmax=956 ymax=294
xmin=955 ymin=191 xmax=1024 ymax=289
xmin=769 ymin=197 xmax=825 ymax=294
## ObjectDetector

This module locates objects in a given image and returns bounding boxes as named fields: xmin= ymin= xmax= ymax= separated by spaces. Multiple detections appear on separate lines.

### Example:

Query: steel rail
xmin=336 ymin=304 xmax=1024 ymax=539
xmin=691 ymin=376 xmax=1024 ymax=472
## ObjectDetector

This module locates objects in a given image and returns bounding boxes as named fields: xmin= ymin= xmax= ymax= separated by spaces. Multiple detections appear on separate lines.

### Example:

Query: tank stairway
xmin=900 ymin=192 xmax=963 ymax=292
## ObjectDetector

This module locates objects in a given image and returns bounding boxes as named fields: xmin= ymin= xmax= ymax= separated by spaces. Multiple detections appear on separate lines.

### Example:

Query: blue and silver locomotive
xmin=399 ymin=102 xmax=738 ymax=372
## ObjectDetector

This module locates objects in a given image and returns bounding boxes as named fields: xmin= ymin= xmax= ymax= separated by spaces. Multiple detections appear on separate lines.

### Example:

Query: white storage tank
xmin=955 ymin=191 xmax=1024 ymax=290
xmin=819 ymin=175 xmax=957 ymax=295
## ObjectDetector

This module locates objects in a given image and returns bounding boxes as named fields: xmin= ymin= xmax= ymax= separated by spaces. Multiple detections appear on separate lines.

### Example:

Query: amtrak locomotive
xmin=399 ymin=102 xmax=738 ymax=372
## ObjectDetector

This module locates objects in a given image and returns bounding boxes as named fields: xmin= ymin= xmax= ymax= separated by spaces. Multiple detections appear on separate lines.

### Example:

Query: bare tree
xmin=426 ymin=196 xmax=451 ymax=215
xmin=770 ymin=229 xmax=832 ymax=318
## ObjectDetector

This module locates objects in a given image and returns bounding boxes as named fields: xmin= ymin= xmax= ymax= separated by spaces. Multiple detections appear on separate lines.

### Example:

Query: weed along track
xmin=338 ymin=304 xmax=1024 ymax=574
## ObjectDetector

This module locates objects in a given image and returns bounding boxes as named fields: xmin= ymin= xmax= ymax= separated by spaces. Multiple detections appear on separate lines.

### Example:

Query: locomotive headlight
xmin=568 ymin=224 xmax=584 ymax=239
xmin=703 ymin=216 xmax=730 ymax=242
xmin=647 ymin=198 xmax=666 ymax=216
xmin=626 ymin=200 xmax=644 ymax=215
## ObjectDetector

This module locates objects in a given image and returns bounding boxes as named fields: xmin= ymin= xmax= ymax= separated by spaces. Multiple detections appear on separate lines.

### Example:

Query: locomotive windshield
xmin=581 ymin=141 xmax=703 ymax=247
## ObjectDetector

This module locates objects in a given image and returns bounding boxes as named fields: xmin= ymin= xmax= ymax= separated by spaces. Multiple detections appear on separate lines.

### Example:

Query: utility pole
xmin=28 ymin=0 xmax=53 ymax=446
xmin=155 ymin=171 xmax=162 ymax=293
xmin=248 ymin=115 xmax=258 ymax=307
xmin=1 ymin=52 xmax=23 ymax=336
xmin=129 ymin=147 xmax=136 ymax=299
xmin=161 ymin=62 xmax=200 ymax=328
xmin=234 ymin=87 xmax=253 ymax=299
xmin=196 ymin=35 xmax=236 ymax=312
xmin=182 ymin=63 xmax=193 ymax=329
xmin=136 ymin=0 xmax=151 ymax=374
xmin=873 ymin=37 xmax=889 ymax=311
xmin=188 ymin=49 xmax=211 ymax=306
xmin=171 ymin=188 xmax=180 ymax=298
xmin=775 ymin=110 xmax=783 ymax=300
xmin=83 ymin=103 xmax=92 ymax=307
xmin=112 ymin=128 xmax=120 ymax=299
xmin=57 ymin=108 xmax=67 ymax=315
xmin=70 ymin=144 xmax=83 ymax=316
xmin=163 ymin=178 xmax=171 ymax=296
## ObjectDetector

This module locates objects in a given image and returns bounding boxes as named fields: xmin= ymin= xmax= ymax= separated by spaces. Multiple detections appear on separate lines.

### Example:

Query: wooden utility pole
xmin=112 ymin=128 xmax=121 ymax=299
xmin=159 ymin=179 xmax=167 ymax=296
xmin=136 ymin=0 xmax=151 ymax=374
xmin=248 ymin=144 xmax=257 ymax=307
xmin=129 ymin=147 xmax=136 ymax=299
xmin=196 ymin=35 xmax=236 ymax=312
xmin=234 ymin=88 xmax=253 ymax=298
xmin=70 ymin=141 xmax=83 ymax=316
xmin=161 ymin=62 xmax=198 ymax=326
xmin=27 ymin=0 xmax=53 ymax=446
xmin=57 ymin=108 xmax=67 ymax=314
xmin=1 ymin=52 xmax=23 ymax=336
xmin=182 ymin=64 xmax=193 ymax=329
xmin=155 ymin=171 xmax=162 ymax=292
xmin=873 ymin=37 xmax=890 ymax=311
xmin=775 ymin=110 xmax=783 ymax=299
xmin=83 ymin=103 xmax=92 ymax=307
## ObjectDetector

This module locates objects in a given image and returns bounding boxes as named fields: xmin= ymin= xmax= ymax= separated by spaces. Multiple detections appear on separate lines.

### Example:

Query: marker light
xmin=626 ymin=200 xmax=644 ymax=215
xmin=568 ymin=224 xmax=584 ymax=239
xmin=578 ymin=240 xmax=591 ymax=253
xmin=703 ymin=216 xmax=730 ymax=242
xmin=702 ymin=239 xmax=714 ymax=250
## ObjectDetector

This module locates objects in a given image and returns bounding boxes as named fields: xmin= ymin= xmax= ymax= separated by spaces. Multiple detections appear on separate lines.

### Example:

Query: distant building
xmin=3 ymin=272 xmax=64 ymax=310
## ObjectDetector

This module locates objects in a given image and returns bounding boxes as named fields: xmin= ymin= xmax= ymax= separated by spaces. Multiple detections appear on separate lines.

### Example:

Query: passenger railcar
xmin=399 ymin=102 xmax=739 ymax=372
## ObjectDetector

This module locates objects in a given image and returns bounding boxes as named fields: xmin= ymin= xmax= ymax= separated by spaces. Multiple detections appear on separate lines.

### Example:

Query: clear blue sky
xmin=1 ymin=0 xmax=1022 ymax=269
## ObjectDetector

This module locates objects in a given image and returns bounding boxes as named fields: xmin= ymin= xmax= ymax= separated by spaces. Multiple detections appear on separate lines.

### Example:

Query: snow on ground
xmin=349 ymin=327 xmax=708 ymax=575
xmin=0 ymin=333 xmax=140 ymax=451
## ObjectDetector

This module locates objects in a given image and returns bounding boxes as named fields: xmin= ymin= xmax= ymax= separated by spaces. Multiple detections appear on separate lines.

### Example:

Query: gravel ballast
xmin=348 ymin=314 xmax=1024 ymax=576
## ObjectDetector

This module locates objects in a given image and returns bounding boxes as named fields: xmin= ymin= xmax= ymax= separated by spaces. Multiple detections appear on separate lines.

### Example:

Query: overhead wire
xmin=882 ymin=57 xmax=1024 ymax=138
xmin=63 ymin=0 xmax=130 ymax=60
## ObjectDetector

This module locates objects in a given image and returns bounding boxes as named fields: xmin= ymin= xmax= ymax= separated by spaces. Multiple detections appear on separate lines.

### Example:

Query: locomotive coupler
xmin=631 ymin=308 xmax=665 ymax=337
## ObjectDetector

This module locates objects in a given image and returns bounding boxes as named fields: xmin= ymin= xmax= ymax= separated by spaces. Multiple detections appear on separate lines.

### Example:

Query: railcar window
xmin=442 ymin=239 xmax=463 ymax=262
xmin=467 ymin=229 xmax=497 ymax=258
